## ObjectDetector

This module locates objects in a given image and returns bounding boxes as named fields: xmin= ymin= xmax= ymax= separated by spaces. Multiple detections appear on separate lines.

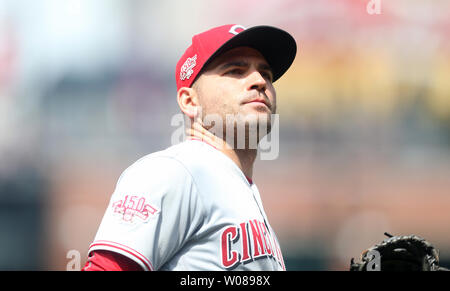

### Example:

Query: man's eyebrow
xmin=258 ymin=63 xmax=273 ymax=73
xmin=218 ymin=61 xmax=249 ymax=71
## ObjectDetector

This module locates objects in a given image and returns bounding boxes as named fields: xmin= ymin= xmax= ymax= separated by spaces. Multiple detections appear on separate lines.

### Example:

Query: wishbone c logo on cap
xmin=228 ymin=25 xmax=246 ymax=35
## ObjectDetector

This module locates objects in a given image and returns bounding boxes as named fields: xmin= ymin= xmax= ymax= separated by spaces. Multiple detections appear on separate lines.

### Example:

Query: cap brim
xmin=203 ymin=25 xmax=297 ymax=83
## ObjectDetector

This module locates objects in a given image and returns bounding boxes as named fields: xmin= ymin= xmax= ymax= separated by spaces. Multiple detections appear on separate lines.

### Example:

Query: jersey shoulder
xmin=115 ymin=142 xmax=198 ymax=193
xmin=130 ymin=140 xmax=217 ymax=173
xmin=114 ymin=140 xmax=228 ymax=196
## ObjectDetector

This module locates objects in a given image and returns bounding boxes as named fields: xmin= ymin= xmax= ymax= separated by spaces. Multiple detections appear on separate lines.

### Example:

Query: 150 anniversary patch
xmin=111 ymin=195 xmax=159 ymax=223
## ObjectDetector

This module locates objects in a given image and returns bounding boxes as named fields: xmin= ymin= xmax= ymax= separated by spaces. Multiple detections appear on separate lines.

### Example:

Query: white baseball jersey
xmin=88 ymin=139 xmax=285 ymax=271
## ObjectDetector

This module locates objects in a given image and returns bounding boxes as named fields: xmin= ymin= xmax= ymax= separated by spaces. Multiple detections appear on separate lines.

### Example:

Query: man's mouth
xmin=244 ymin=98 xmax=270 ymax=110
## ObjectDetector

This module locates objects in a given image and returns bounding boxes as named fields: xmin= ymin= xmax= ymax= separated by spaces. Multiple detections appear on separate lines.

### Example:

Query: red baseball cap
xmin=175 ymin=24 xmax=297 ymax=91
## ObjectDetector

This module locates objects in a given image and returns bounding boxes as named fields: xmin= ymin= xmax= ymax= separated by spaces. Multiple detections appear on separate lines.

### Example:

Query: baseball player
xmin=82 ymin=24 xmax=297 ymax=271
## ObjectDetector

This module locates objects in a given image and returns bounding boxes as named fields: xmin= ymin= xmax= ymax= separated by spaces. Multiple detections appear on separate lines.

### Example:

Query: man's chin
xmin=242 ymin=112 xmax=272 ymax=128
xmin=243 ymin=103 xmax=273 ymax=115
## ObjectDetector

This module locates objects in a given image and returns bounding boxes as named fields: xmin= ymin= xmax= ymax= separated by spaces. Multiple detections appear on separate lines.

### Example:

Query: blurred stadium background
xmin=0 ymin=0 xmax=449 ymax=270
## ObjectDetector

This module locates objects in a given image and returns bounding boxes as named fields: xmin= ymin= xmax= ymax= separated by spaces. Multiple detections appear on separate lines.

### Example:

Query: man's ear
xmin=177 ymin=87 xmax=200 ymax=119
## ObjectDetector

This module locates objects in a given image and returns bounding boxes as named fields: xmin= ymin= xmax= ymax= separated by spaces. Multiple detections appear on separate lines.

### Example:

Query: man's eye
xmin=225 ymin=69 xmax=243 ymax=75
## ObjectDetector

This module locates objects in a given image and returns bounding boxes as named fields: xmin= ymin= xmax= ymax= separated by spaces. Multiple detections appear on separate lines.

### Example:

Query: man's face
xmin=192 ymin=46 xmax=277 ymax=141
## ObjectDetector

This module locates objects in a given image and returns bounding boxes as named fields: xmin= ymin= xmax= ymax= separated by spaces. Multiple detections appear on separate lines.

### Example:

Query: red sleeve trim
xmin=88 ymin=240 xmax=154 ymax=271
xmin=82 ymin=250 xmax=143 ymax=271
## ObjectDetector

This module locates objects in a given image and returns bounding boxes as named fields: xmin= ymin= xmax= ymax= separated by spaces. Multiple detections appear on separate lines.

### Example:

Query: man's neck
xmin=231 ymin=148 xmax=257 ymax=180
xmin=187 ymin=124 xmax=257 ymax=180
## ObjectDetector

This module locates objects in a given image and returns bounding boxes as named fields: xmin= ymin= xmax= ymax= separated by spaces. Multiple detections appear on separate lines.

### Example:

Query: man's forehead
xmin=208 ymin=47 xmax=270 ymax=69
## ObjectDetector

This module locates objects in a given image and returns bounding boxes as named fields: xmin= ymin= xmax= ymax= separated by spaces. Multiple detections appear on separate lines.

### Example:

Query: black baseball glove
xmin=350 ymin=232 xmax=449 ymax=271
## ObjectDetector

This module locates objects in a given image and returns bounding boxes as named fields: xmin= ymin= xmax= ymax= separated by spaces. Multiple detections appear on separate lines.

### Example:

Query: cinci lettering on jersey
xmin=220 ymin=219 xmax=285 ymax=270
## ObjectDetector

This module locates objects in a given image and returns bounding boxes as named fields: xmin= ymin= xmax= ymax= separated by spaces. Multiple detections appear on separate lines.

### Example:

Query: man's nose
xmin=247 ymin=70 xmax=267 ymax=92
